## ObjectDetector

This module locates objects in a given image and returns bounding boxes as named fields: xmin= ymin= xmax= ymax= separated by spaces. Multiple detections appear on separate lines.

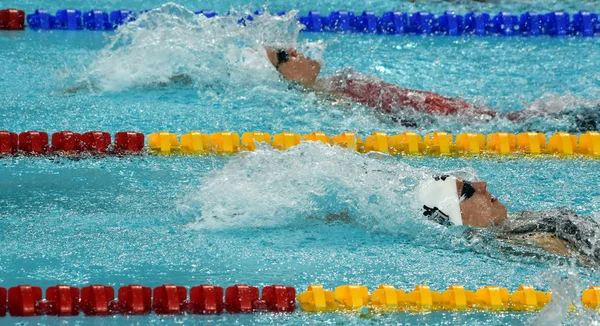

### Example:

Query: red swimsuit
xmin=316 ymin=71 xmax=497 ymax=118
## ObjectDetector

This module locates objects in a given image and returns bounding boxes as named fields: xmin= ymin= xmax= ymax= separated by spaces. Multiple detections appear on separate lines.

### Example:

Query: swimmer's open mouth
xmin=491 ymin=195 xmax=498 ymax=203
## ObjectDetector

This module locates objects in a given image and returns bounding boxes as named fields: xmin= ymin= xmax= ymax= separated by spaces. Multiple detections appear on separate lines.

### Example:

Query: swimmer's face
xmin=266 ymin=48 xmax=321 ymax=87
xmin=456 ymin=179 xmax=508 ymax=227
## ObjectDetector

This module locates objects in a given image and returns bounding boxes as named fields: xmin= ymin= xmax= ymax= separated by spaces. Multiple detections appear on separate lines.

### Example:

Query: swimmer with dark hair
xmin=265 ymin=48 xmax=496 ymax=118
xmin=417 ymin=175 xmax=600 ymax=264
xmin=265 ymin=47 xmax=599 ymax=132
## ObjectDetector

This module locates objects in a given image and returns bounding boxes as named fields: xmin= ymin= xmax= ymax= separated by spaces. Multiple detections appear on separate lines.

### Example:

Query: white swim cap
xmin=417 ymin=175 xmax=463 ymax=226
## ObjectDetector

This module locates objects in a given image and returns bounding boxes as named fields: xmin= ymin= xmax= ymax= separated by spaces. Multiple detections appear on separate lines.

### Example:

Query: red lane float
xmin=118 ymin=284 xmax=152 ymax=315
xmin=82 ymin=131 xmax=111 ymax=153
xmin=50 ymin=131 xmax=112 ymax=153
xmin=0 ymin=9 xmax=25 ymax=30
xmin=51 ymin=131 xmax=82 ymax=152
xmin=81 ymin=285 xmax=114 ymax=316
xmin=225 ymin=284 xmax=262 ymax=313
xmin=114 ymin=131 xmax=145 ymax=153
xmin=8 ymin=285 xmax=42 ymax=316
xmin=0 ymin=287 xmax=6 ymax=316
xmin=262 ymin=285 xmax=296 ymax=312
xmin=0 ymin=131 xmax=18 ymax=154
xmin=18 ymin=131 xmax=48 ymax=154
xmin=5 ymin=130 xmax=142 ymax=155
xmin=189 ymin=284 xmax=224 ymax=314
xmin=0 ymin=283 xmax=297 ymax=317
xmin=46 ymin=285 xmax=79 ymax=316
xmin=152 ymin=284 xmax=187 ymax=315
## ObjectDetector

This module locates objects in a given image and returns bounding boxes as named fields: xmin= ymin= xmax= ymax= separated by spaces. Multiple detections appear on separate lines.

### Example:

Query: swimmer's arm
xmin=150 ymin=74 xmax=193 ymax=87
xmin=168 ymin=74 xmax=193 ymax=85
xmin=63 ymin=82 xmax=100 ymax=94
xmin=323 ymin=210 xmax=352 ymax=223
xmin=527 ymin=233 xmax=571 ymax=256
xmin=63 ymin=74 xmax=192 ymax=93
xmin=497 ymin=232 xmax=571 ymax=257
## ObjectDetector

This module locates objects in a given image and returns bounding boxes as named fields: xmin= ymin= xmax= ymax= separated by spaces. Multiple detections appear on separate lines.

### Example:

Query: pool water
xmin=1 ymin=1 xmax=600 ymax=325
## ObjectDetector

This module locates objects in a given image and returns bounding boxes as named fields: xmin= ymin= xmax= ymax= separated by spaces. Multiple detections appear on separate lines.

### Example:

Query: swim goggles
xmin=275 ymin=49 xmax=289 ymax=70
xmin=459 ymin=180 xmax=476 ymax=201
xmin=434 ymin=175 xmax=476 ymax=201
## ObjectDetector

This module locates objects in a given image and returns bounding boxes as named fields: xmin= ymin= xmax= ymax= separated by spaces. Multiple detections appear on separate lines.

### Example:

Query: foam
xmin=79 ymin=3 xmax=322 ymax=92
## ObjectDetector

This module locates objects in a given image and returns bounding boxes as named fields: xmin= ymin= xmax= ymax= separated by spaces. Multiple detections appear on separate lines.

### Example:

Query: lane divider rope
xmin=1 ymin=130 xmax=599 ymax=158
xmin=1 ymin=8 xmax=599 ymax=37
xmin=0 ymin=284 xmax=600 ymax=317
xmin=2 ymin=283 xmax=600 ymax=316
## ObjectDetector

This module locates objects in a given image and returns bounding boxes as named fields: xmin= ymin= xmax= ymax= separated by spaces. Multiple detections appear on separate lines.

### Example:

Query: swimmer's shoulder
xmin=498 ymin=208 xmax=600 ymax=263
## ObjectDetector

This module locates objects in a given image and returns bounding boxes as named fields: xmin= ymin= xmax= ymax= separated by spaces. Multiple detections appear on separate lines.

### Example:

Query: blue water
xmin=2 ymin=1 xmax=600 ymax=324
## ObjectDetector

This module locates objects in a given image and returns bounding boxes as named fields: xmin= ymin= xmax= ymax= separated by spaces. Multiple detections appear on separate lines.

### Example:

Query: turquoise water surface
xmin=1 ymin=1 xmax=600 ymax=324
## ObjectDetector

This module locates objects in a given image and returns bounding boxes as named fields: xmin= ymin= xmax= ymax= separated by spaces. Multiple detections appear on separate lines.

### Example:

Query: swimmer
xmin=265 ymin=48 xmax=497 ymax=119
xmin=266 ymin=47 xmax=600 ymax=132
xmin=418 ymin=174 xmax=600 ymax=264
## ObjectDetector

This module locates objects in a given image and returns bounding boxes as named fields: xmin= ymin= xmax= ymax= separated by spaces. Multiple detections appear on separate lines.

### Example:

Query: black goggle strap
xmin=275 ymin=49 xmax=289 ymax=70
xmin=423 ymin=205 xmax=453 ymax=227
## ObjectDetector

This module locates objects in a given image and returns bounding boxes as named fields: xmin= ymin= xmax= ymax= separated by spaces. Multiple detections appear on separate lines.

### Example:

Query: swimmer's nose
xmin=472 ymin=181 xmax=487 ymax=193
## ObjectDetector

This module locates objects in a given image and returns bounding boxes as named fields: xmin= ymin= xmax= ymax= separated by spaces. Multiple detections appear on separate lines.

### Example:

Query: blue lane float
xmin=354 ymin=11 xmax=378 ymax=33
xmin=12 ymin=8 xmax=600 ymax=36
xmin=109 ymin=9 xmax=134 ymax=26
xmin=520 ymin=12 xmax=542 ymax=36
xmin=83 ymin=10 xmax=112 ymax=30
xmin=437 ymin=11 xmax=462 ymax=36
xmin=464 ymin=12 xmax=490 ymax=36
xmin=379 ymin=11 xmax=409 ymax=34
xmin=26 ymin=9 xmax=55 ymax=30
xmin=491 ymin=12 xmax=519 ymax=36
xmin=544 ymin=12 xmax=570 ymax=36
xmin=572 ymin=11 xmax=599 ymax=36
xmin=299 ymin=11 xmax=323 ymax=32
xmin=322 ymin=10 xmax=353 ymax=32
xmin=55 ymin=9 xmax=82 ymax=30
xmin=194 ymin=10 xmax=217 ymax=18
xmin=409 ymin=12 xmax=435 ymax=35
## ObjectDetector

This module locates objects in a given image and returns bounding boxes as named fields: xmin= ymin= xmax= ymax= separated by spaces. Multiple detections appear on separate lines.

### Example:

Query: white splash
xmin=80 ymin=3 xmax=321 ymax=92
xmin=524 ymin=92 xmax=599 ymax=115
xmin=180 ymin=142 xmax=463 ymax=239
xmin=532 ymin=267 xmax=600 ymax=325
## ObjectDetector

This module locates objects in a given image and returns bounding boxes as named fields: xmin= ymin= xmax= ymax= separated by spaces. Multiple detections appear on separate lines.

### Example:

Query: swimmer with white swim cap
xmin=415 ymin=174 xmax=600 ymax=265
xmin=417 ymin=174 xmax=507 ymax=227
